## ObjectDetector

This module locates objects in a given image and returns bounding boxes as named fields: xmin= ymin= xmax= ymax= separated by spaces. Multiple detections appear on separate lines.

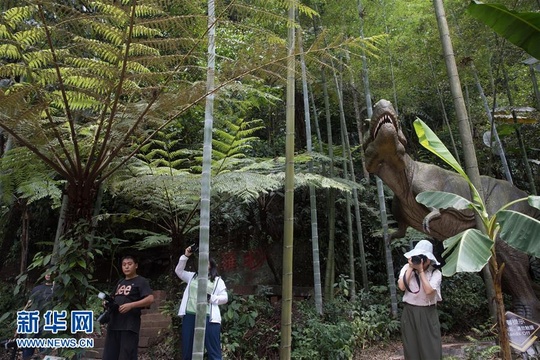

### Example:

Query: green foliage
xmin=438 ymin=273 xmax=491 ymax=333
xmin=467 ymin=1 xmax=540 ymax=60
xmin=461 ymin=324 xmax=500 ymax=360
xmin=0 ymin=147 xmax=62 ymax=207
xmin=292 ymin=289 xmax=400 ymax=360
xmin=0 ymin=281 xmax=21 ymax=340
xmin=221 ymin=293 xmax=280 ymax=359
xmin=413 ymin=119 xmax=540 ymax=276
xmin=219 ymin=288 xmax=400 ymax=360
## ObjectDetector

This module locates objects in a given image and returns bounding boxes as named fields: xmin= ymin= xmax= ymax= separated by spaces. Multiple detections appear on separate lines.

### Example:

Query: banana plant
xmin=413 ymin=118 xmax=540 ymax=358
xmin=413 ymin=119 xmax=540 ymax=275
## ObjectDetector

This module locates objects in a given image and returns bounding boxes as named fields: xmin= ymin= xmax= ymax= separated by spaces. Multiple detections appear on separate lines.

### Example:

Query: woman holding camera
xmin=397 ymin=239 xmax=442 ymax=360
xmin=175 ymin=245 xmax=228 ymax=360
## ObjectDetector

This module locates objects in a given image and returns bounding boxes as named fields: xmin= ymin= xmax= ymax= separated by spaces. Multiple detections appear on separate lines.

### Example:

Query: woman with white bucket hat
xmin=397 ymin=239 xmax=443 ymax=360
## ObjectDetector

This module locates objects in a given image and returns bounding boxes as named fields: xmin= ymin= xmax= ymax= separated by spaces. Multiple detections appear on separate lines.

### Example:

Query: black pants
xmin=401 ymin=303 xmax=442 ymax=360
xmin=102 ymin=329 xmax=139 ymax=360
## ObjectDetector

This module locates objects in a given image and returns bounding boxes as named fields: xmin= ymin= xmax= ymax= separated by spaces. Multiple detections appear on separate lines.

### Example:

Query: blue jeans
xmin=181 ymin=314 xmax=222 ymax=360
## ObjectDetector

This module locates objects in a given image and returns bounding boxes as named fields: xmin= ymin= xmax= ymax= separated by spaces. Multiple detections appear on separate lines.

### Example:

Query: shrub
xmin=438 ymin=272 xmax=491 ymax=334
xmin=221 ymin=293 xmax=280 ymax=359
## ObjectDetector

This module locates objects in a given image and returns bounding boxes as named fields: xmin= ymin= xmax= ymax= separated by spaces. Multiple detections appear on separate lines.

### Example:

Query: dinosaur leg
xmin=497 ymin=241 xmax=540 ymax=323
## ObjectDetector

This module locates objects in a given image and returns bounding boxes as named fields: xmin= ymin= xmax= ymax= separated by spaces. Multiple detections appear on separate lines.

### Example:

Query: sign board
xmin=506 ymin=311 xmax=540 ymax=352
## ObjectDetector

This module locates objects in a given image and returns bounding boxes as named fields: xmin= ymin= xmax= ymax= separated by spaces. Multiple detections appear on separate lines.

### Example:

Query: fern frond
xmin=0 ymin=147 xmax=62 ymax=207
xmin=131 ymin=232 xmax=172 ymax=250
xmin=0 ymin=43 xmax=20 ymax=60
xmin=128 ymin=43 xmax=161 ymax=56
xmin=13 ymin=27 xmax=45 ymax=47
xmin=212 ymin=171 xmax=280 ymax=201
xmin=3 ymin=5 xmax=38 ymax=28
xmin=132 ymin=24 xmax=163 ymax=38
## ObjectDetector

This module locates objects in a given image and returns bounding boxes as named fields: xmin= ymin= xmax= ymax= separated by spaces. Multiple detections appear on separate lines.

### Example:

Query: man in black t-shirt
xmin=102 ymin=255 xmax=154 ymax=360
xmin=22 ymin=270 xmax=55 ymax=360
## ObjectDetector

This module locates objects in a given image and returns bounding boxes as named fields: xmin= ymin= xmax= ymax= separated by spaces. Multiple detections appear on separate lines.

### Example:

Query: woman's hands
xmin=407 ymin=257 xmax=430 ymax=273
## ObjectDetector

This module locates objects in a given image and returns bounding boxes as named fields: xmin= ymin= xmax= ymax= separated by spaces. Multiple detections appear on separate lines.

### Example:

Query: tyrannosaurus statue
xmin=364 ymin=99 xmax=540 ymax=322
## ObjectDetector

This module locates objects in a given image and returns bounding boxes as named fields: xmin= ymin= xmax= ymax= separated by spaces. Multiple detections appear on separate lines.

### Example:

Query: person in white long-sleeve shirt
xmin=175 ymin=245 xmax=228 ymax=360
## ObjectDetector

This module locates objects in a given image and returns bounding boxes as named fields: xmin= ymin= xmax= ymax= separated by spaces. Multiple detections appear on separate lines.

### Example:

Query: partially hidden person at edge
xmin=22 ymin=269 xmax=55 ymax=360
xmin=397 ymin=239 xmax=443 ymax=360
xmin=175 ymin=245 xmax=228 ymax=360
xmin=102 ymin=255 xmax=154 ymax=360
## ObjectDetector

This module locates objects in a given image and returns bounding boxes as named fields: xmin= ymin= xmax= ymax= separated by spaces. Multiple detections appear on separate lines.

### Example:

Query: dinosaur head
xmin=363 ymin=99 xmax=408 ymax=175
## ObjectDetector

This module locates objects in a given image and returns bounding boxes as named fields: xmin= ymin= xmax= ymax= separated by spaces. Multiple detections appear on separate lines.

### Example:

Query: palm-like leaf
xmin=467 ymin=1 xmax=540 ymax=59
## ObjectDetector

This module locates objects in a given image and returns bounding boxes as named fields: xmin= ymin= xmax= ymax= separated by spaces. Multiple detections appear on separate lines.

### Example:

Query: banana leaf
xmin=529 ymin=196 xmax=540 ymax=210
xmin=442 ymin=228 xmax=493 ymax=276
xmin=413 ymin=119 xmax=484 ymax=209
xmin=468 ymin=1 xmax=540 ymax=60
xmin=497 ymin=210 xmax=540 ymax=257
xmin=416 ymin=191 xmax=475 ymax=211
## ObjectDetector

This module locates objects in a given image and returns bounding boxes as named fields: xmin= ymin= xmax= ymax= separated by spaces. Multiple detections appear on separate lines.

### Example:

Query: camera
xmin=0 ymin=338 xmax=17 ymax=349
xmin=189 ymin=243 xmax=199 ymax=253
xmin=97 ymin=292 xmax=118 ymax=324
xmin=411 ymin=254 xmax=427 ymax=265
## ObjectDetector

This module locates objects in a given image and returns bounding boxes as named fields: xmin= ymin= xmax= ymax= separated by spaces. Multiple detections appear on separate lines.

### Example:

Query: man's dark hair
xmin=121 ymin=255 xmax=138 ymax=264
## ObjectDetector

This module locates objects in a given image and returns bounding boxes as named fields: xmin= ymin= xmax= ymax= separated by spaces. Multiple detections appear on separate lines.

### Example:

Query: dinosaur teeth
xmin=374 ymin=114 xmax=395 ymax=137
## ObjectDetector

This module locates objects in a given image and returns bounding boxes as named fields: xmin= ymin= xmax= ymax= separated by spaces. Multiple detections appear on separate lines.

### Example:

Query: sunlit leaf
xmin=413 ymin=119 xmax=484 ymax=212
xmin=467 ymin=1 xmax=540 ymax=59
xmin=442 ymin=229 xmax=493 ymax=276
xmin=416 ymin=191 xmax=475 ymax=211
xmin=497 ymin=210 xmax=540 ymax=257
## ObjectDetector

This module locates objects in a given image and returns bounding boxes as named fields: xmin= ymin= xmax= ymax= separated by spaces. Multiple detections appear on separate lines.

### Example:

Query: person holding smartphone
xmin=175 ymin=245 xmax=228 ymax=360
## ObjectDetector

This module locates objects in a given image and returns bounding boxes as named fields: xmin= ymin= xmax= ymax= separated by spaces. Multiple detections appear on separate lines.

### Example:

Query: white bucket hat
xmin=404 ymin=240 xmax=440 ymax=265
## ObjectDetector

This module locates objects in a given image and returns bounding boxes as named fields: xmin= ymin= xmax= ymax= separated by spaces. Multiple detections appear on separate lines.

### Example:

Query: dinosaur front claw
xmin=422 ymin=208 xmax=441 ymax=233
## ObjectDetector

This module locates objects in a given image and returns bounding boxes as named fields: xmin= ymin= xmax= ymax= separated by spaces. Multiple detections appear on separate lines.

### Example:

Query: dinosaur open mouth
xmin=373 ymin=112 xmax=397 ymax=139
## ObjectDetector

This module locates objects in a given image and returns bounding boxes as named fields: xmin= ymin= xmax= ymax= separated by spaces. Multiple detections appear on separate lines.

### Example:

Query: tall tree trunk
xmin=193 ymin=0 xmax=216 ymax=357
xmin=52 ymin=193 xmax=68 ymax=263
xmin=470 ymin=62 xmax=513 ymax=183
xmin=298 ymin=29 xmax=323 ymax=315
xmin=348 ymin=58 xmax=369 ymax=180
xmin=524 ymin=59 xmax=540 ymax=110
xmin=298 ymin=31 xmax=323 ymax=315
xmin=334 ymin=59 xmax=369 ymax=294
xmin=19 ymin=202 xmax=29 ymax=275
xmin=427 ymin=54 xmax=461 ymax=164
xmin=358 ymin=0 xmax=396 ymax=312
xmin=321 ymin=67 xmax=337 ymax=301
xmin=280 ymin=1 xmax=295 ymax=358
xmin=502 ymin=66 xmax=537 ymax=195
xmin=432 ymin=0 xmax=508 ymax=358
